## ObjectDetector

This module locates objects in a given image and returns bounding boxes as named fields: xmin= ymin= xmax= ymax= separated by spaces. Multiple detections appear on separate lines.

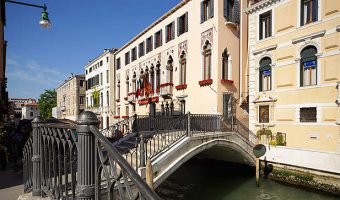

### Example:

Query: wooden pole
xmin=256 ymin=157 xmax=260 ymax=187
xmin=146 ymin=158 xmax=154 ymax=189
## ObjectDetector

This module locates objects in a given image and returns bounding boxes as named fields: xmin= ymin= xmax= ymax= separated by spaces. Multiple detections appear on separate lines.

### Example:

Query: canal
xmin=156 ymin=157 xmax=338 ymax=200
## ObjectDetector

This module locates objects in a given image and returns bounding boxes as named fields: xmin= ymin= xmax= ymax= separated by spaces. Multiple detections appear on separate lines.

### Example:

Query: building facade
xmin=110 ymin=0 xmax=248 ymax=124
xmin=0 ymin=1 xmax=8 ymax=129
xmin=22 ymin=102 xmax=40 ymax=120
xmin=246 ymin=0 xmax=340 ymax=155
xmin=56 ymin=74 xmax=86 ymax=121
xmin=85 ymin=49 xmax=115 ymax=129
xmin=8 ymin=98 xmax=36 ymax=125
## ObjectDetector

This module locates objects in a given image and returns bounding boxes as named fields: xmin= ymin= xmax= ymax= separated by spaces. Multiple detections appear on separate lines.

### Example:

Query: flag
xmin=143 ymin=76 xmax=152 ymax=97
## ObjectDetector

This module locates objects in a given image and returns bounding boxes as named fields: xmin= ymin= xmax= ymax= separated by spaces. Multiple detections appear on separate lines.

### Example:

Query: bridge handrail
xmin=232 ymin=118 xmax=258 ymax=145
xmin=101 ymin=115 xmax=137 ymax=139
xmin=90 ymin=125 xmax=161 ymax=200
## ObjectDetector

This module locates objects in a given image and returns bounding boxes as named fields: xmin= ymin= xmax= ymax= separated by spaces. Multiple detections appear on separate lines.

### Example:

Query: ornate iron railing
xmin=101 ymin=115 xmax=137 ymax=139
xmin=23 ymin=135 xmax=33 ymax=193
xmin=190 ymin=114 xmax=231 ymax=133
xmin=232 ymin=118 xmax=258 ymax=145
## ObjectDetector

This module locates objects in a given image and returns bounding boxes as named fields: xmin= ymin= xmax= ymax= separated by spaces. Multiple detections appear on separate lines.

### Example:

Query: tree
xmin=92 ymin=87 xmax=100 ymax=108
xmin=38 ymin=89 xmax=57 ymax=119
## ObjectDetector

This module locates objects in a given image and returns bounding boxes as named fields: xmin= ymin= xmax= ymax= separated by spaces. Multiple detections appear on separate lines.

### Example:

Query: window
xmin=201 ymin=0 xmax=213 ymax=23
xmin=132 ymin=72 xmax=137 ymax=93
xmin=131 ymin=47 xmax=137 ymax=61
xmin=177 ymin=12 xmax=188 ymax=36
xmin=100 ymin=92 xmax=103 ymax=107
xmin=301 ymin=0 xmax=318 ymax=26
xmin=154 ymin=30 xmax=162 ymax=48
xmin=106 ymin=91 xmax=109 ymax=106
xmin=139 ymin=42 xmax=145 ymax=57
xmin=146 ymin=36 xmax=153 ymax=53
xmin=125 ymin=52 xmax=130 ymax=65
xmin=100 ymin=73 xmax=103 ymax=85
xmin=116 ymin=58 xmax=121 ymax=70
xmin=117 ymin=107 xmax=120 ymax=117
xmin=259 ymin=11 xmax=272 ymax=40
xmin=106 ymin=70 xmax=109 ymax=83
xmin=30 ymin=112 xmax=33 ymax=117
xmin=259 ymin=105 xmax=269 ymax=123
xmin=117 ymin=79 xmax=120 ymax=100
xmin=224 ymin=0 xmax=239 ymax=23
xmin=165 ymin=22 xmax=175 ymax=43
xmin=203 ymin=41 xmax=212 ymax=80
xmin=106 ymin=56 xmax=109 ymax=63
xmin=86 ymin=70 xmax=88 ymax=75
xmin=126 ymin=105 xmax=129 ymax=117
xmin=156 ymin=64 xmax=161 ymax=92
xmin=222 ymin=50 xmax=229 ymax=80
xmin=300 ymin=107 xmax=317 ymax=122
xmin=150 ymin=66 xmax=155 ymax=91
xmin=300 ymin=46 xmax=317 ymax=87
xmin=79 ymin=80 xmax=84 ymax=87
xmin=100 ymin=60 xmax=103 ymax=66
xmin=79 ymin=96 xmax=85 ymax=105
xmin=179 ymin=52 xmax=186 ymax=85
xmin=167 ymin=57 xmax=174 ymax=83
xmin=126 ymin=76 xmax=129 ymax=97
xmin=259 ymin=57 xmax=272 ymax=92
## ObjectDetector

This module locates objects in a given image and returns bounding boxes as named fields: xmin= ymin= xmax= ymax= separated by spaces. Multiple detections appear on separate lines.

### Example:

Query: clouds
xmin=6 ymin=54 xmax=67 ymax=99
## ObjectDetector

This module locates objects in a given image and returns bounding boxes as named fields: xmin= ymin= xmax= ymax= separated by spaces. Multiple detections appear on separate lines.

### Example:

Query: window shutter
xmin=151 ymin=36 xmax=153 ymax=50
xmin=200 ymin=1 xmax=204 ymax=23
xmin=224 ymin=0 xmax=228 ymax=19
xmin=259 ymin=17 xmax=263 ymax=40
xmin=154 ymin=33 xmax=157 ymax=48
xmin=269 ymin=12 xmax=272 ymax=37
xmin=300 ymin=61 xmax=304 ymax=86
xmin=172 ymin=22 xmax=175 ymax=39
xmin=312 ymin=0 xmax=318 ymax=22
xmin=160 ymin=29 xmax=163 ymax=45
xmin=165 ymin=25 xmax=168 ymax=43
xmin=177 ymin=17 xmax=181 ymax=36
xmin=259 ymin=71 xmax=263 ymax=91
xmin=210 ymin=0 xmax=214 ymax=18
xmin=300 ymin=2 xmax=304 ymax=26
xmin=234 ymin=0 xmax=240 ymax=23
xmin=185 ymin=12 xmax=188 ymax=32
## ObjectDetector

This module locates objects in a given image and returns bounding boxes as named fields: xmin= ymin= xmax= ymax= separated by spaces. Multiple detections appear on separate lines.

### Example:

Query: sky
xmin=5 ymin=0 xmax=181 ymax=100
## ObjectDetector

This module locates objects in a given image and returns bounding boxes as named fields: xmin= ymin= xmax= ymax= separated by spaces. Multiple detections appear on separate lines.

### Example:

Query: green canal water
xmin=156 ymin=158 xmax=338 ymax=200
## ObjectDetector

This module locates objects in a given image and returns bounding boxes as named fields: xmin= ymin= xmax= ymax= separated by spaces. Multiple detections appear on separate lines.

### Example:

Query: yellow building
xmin=246 ymin=0 xmax=340 ymax=156
xmin=110 ymin=0 xmax=249 ymax=124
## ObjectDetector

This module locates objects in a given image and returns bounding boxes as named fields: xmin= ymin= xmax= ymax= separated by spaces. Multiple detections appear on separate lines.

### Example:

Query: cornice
xmin=252 ymin=44 xmax=277 ymax=55
xmin=292 ymin=30 xmax=326 ymax=44
xmin=245 ymin=0 xmax=281 ymax=14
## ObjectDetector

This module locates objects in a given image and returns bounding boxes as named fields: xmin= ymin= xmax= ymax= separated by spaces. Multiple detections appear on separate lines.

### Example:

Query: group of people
xmin=0 ymin=123 xmax=31 ymax=171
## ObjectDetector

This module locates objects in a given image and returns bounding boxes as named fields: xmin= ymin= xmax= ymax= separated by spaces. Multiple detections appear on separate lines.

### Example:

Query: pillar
xmin=32 ymin=116 xmax=44 ymax=196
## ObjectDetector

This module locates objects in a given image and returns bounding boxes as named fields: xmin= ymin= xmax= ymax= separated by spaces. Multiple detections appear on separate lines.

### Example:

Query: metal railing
xmin=22 ymin=135 xmax=33 ymax=193
xmin=101 ymin=115 xmax=137 ymax=139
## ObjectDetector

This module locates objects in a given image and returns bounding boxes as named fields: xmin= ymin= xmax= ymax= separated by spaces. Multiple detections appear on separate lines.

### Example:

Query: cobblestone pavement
xmin=0 ymin=168 xmax=23 ymax=200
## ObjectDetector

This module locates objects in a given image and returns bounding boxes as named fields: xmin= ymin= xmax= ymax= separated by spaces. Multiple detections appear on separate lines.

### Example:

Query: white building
xmin=22 ymin=103 xmax=40 ymax=120
xmin=85 ymin=49 xmax=116 ymax=129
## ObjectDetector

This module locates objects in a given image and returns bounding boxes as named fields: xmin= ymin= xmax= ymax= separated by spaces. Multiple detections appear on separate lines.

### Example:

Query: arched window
xmin=150 ymin=65 xmax=155 ymax=91
xmin=179 ymin=52 xmax=186 ymax=85
xmin=156 ymin=63 xmax=161 ymax=93
xmin=126 ymin=75 xmax=129 ymax=97
xmin=300 ymin=46 xmax=317 ymax=86
xmin=145 ymin=67 xmax=149 ymax=83
xmin=132 ymin=72 xmax=136 ymax=93
xmin=222 ymin=49 xmax=229 ymax=80
xmin=259 ymin=57 xmax=272 ymax=92
xmin=203 ymin=41 xmax=212 ymax=80
xmin=167 ymin=56 xmax=173 ymax=83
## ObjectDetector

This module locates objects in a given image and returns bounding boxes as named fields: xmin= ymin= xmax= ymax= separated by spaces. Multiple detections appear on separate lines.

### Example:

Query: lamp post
xmin=5 ymin=0 xmax=52 ymax=28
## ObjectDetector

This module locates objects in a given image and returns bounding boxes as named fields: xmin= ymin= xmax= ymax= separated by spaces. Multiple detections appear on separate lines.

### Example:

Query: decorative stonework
xmin=245 ymin=0 xmax=281 ymax=14
xmin=201 ymin=28 xmax=213 ymax=48
xmin=253 ymin=93 xmax=277 ymax=103
xmin=178 ymin=40 xmax=188 ymax=56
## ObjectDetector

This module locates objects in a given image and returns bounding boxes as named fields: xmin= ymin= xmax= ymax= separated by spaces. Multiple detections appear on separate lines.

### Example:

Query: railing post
xmin=187 ymin=112 xmax=192 ymax=137
xmin=32 ymin=116 xmax=44 ymax=196
xmin=140 ymin=134 xmax=146 ymax=167
xmin=76 ymin=111 xmax=99 ymax=200
xmin=231 ymin=114 xmax=234 ymax=131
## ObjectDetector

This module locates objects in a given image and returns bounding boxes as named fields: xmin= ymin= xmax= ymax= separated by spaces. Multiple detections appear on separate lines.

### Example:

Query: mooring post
xmin=76 ymin=111 xmax=99 ymax=200
xmin=256 ymin=157 xmax=260 ymax=187
xmin=146 ymin=158 xmax=154 ymax=189
xmin=140 ymin=134 xmax=146 ymax=167
xmin=32 ymin=116 xmax=44 ymax=196
xmin=187 ymin=112 xmax=192 ymax=137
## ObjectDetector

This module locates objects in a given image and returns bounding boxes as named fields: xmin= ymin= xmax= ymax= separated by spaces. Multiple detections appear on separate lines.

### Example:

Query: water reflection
xmin=156 ymin=157 xmax=338 ymax=200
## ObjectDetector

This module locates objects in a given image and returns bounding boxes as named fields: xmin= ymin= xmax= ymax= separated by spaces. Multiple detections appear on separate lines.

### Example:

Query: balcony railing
xmin=160 ymin=83 xmax=173 ymax=97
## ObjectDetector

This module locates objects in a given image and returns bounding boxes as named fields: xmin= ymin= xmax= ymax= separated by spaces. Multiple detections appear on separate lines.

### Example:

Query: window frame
xmin=300 ymin=0 xmax=318 ymax=26
xmin=259 ymin=10 xmax=272 ymax=40
xmin=165 ymin=22 xmax=175 ymax=43
xmin=300 ymin=107 xmax=317 ymax=123
xmin=300 ymin=46 xmax=317 ymax=87
xmin=138 ymin=42 xmax=145 ymax=57
xmin=259 ymin=57 xmax=272 ymax=92
xmin=258 ymin=105 xmax=270 ymax=124
xmin=146 ymin=36 xmax=153 ymax=53
xmin=203 ymin=42 xmax=212 ymax=80
xmin=179 ymin=52 xmax=187 ymax=85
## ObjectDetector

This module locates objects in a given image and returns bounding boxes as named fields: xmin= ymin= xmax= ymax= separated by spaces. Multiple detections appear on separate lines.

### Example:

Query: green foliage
xmin=38 ymin=89 xmax=57 ymax=119
xmin=272 ymin=168 xmax=314 ymax=182
xmin=256 ymin=128 xmax=272 ymax=138
xmin=269 ymin=140 xmax=277 ymax=146
xmin=92 ymin=87 xmax=100 ymax=108
xmin=276 ymin=134 xmax=286 ymax=146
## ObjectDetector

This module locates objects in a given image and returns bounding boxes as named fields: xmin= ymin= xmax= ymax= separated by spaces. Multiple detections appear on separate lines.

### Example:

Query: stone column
xmin=76 ymin=111 xmax=98 ymax=200
xmin=32 ymin=116 xmax=44 ymax=196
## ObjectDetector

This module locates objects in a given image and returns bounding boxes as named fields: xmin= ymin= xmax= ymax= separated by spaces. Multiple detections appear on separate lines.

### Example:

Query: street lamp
xmin=6 ymin=0 xmax=51 ymax=29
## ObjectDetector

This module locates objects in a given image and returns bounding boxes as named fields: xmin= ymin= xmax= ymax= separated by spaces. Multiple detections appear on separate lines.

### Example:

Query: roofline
xmin=84 ymin=48 xmax=118 ymax=70
xmin=114 ymin=0 xmax=191 ymax=55
xmin=56 ymin=74 xmax=85 ymax=90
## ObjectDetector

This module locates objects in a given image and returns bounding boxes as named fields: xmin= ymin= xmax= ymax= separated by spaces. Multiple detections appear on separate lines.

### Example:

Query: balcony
xmin=175 ymin=84 xmax=187 ymax=90
xmin=160 ymin=83 xmax=173 ymax=97
xmin=199 ymin=79 xmax=213 ymax=87
xmin=128 ymin=92 xmax=136 ymax=103
xmin=221 ymin=79 xmax=234 ymax=85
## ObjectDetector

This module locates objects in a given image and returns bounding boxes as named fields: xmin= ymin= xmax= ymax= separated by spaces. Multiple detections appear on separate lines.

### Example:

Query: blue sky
xmin=5 ymin=0 xmax=181 ymax=100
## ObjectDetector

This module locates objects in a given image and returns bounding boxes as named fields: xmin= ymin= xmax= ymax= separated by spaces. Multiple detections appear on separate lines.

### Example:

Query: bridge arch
xmin=153 ymin=138 xmax=255 ymax=188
